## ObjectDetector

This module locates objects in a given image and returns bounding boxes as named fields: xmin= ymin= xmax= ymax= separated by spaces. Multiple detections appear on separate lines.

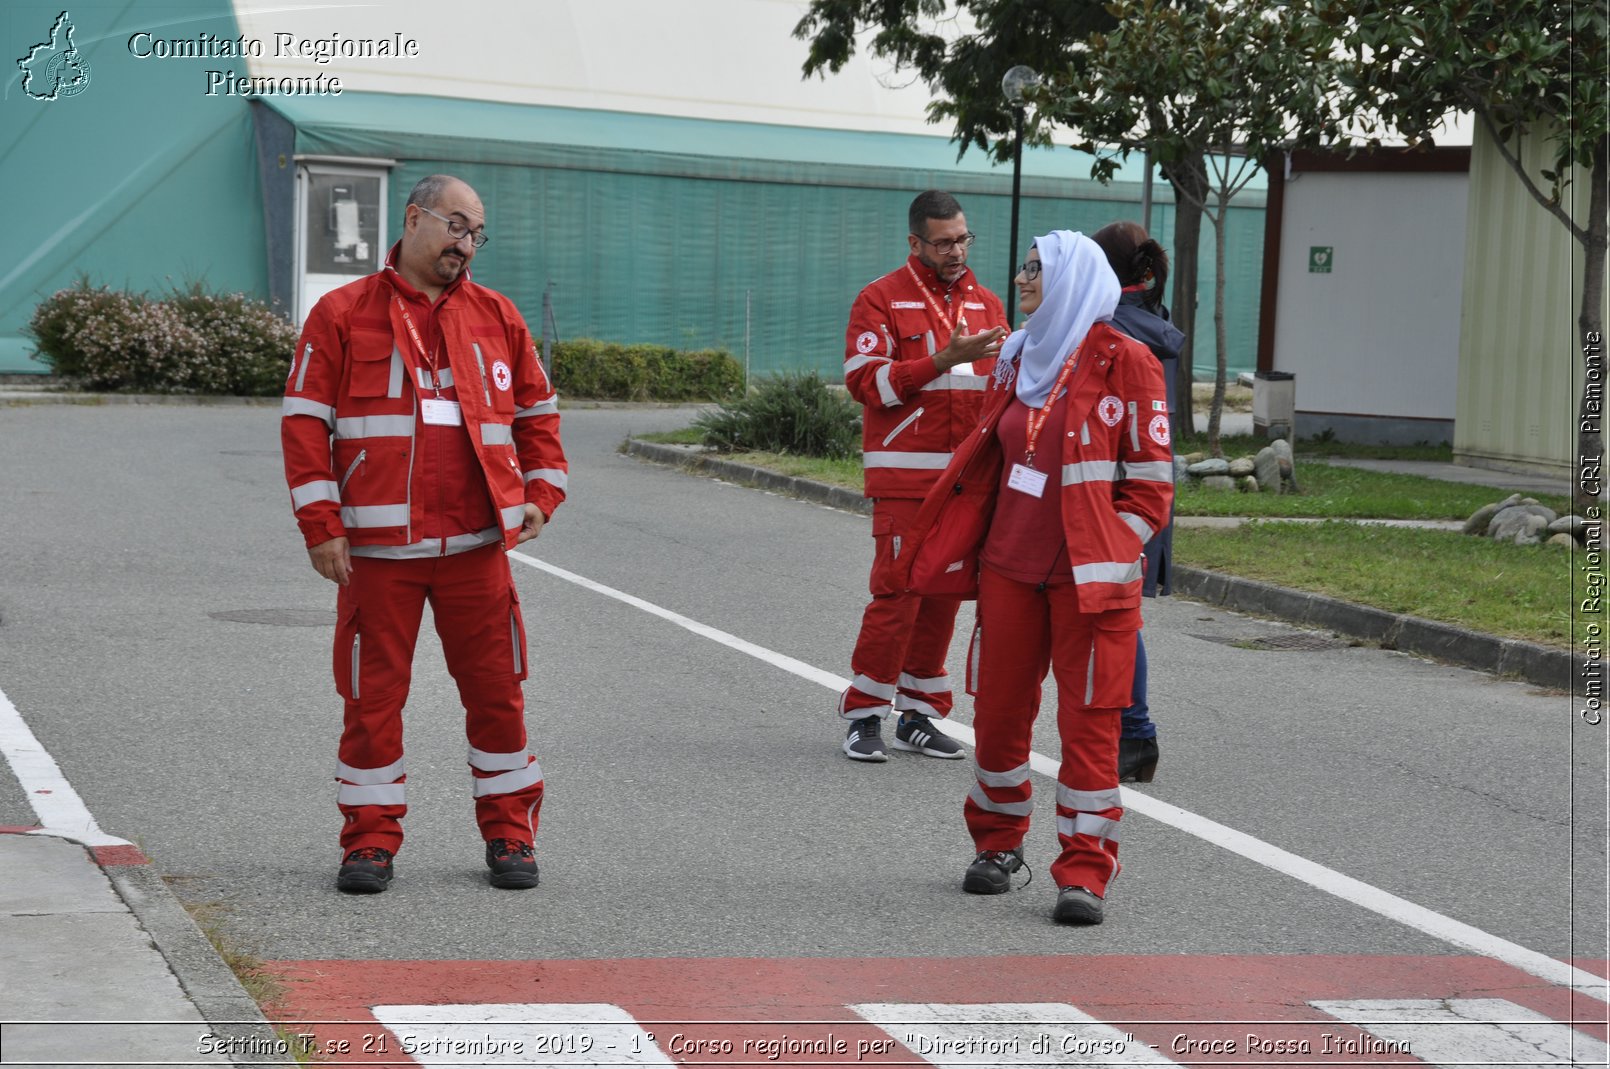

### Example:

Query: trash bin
xmin=1253 ymin=370 xmax=1295 ymax=440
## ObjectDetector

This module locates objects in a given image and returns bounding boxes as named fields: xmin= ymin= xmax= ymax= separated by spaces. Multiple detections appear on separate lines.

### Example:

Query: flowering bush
xmin=27 ymin=279 xmax=297 ymax=395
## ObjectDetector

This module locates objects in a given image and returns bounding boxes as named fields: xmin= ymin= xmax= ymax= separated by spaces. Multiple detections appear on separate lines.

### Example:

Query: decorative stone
xmin=1228 ymin=457 xmax=1255 ymax=477
xmin=1201 ymin=475 xmax=1236 ymax=491
xmin=1188 ymin=458 xmax=1230 ymax=477
xmin=1173 ymin=455 xmax=1192 ymax=482
xmin=1489 ymin=505 xmax=1557 ymax=544
xmin=1463 ymin=501 xmax=1506 ymax=536
xmin=1547 ymin=533 xmax=1578 ymax=549
xmin=1254 ymin=446 xmax=1280 ymax=491
xmin=1239 ymin=476 xmax=1259 ymax=493
xmin=1270 ymin=438 xmax=1293 ymax=463
xmin=1181 ymin=452 xmax=1206 ymax=466
xmin=1548 ymin=514 xmax=1587 ymax=536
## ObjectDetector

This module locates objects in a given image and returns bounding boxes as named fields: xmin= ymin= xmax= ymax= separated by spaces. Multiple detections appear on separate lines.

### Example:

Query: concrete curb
xmin=624 ymin=438 xmax=1583 ymax=691
xmin=100 ymin=856 xmax=295 ymax=1067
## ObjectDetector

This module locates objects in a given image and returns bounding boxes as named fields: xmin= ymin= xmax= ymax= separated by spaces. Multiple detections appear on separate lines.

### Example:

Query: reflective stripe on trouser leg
xmin=431 ymin=545 xmax=546 ymax=844
xmin=966 ymin=566 xmax=1053 ymax=852
xmin=334 ymin=555 xmax=430 ymax=853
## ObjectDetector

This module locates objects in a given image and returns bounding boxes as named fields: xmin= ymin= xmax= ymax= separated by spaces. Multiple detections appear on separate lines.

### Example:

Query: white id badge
xmin=421 ymin=398 xmax=463 ymax=426
xmin=1007 ymin=462 xmax=1048 ymax=498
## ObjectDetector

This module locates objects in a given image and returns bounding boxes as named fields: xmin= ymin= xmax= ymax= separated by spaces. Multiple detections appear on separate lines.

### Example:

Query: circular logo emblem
xmin=492 ymin=360 xmax=512 ymax=392
xmin=1149 ymin=414 xmax=1171 ymax=446
xmin=855 ymin=331 xmax=879 ymax=354
xmin=1098 ymin=395 xmax=1124 ymax=427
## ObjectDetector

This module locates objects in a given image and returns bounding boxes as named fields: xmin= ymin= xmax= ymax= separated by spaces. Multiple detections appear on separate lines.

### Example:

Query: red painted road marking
xmin=266 ymin=956 xmax=1609 ymax=1067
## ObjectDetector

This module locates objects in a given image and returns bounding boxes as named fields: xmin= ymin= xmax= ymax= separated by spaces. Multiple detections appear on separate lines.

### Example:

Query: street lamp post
xmin=1001 ymin=65 xmax=1039 ymax=325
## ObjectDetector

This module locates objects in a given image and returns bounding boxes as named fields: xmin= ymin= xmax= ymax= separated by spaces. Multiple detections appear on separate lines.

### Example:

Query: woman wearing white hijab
xmin=897 ymin=231 xmax=1174 ymax=924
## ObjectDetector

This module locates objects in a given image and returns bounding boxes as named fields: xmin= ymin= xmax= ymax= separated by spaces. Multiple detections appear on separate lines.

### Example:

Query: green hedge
xmin=695 ymin=372 xmax=861 ymax=459
xmin=550 ymin=338 xmax=743 ymax=402
xmin=27 ymin=279 xmax=297 ymax=395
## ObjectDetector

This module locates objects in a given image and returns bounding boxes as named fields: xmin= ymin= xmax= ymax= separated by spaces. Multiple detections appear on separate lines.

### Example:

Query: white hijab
xmin=1001 ymin=230 xmax=1120 ymax=408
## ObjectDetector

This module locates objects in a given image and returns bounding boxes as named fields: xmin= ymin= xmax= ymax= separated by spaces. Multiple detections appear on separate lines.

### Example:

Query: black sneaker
xmin=1054 ymin=885 xmax=1105 ymax=925
xmin=963 ymin=848 xmax=1027 ymax=895
xmin=842 ymin=715 xmax=888 ymax=762
xmin=486 ymin=838 xmax=539 ymax=890
xmin=336 ymin=846 xmax=394 ymax=894
xmin=893 ymin=712 xmax=964 ymax=759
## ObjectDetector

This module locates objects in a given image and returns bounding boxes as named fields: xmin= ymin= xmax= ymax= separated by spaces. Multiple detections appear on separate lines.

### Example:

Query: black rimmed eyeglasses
xmin=1015 ymin=260 xmax=1042 ymax=281
xmin=913 ymin=231 xmax=976 ymax=255
xmin=417 ymin=205 xmax=489 ymax=249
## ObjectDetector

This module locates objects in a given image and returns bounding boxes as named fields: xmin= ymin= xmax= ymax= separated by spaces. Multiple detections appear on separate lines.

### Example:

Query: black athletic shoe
xmin=1053 ymin=885 xmax=1105 ymax=925
xmin=336 ymin=846 xmax=394 ymax=894
xmin=486 ymin=838 xmax=539 ymax=889
xmin=842 ymin=715 xmax=889 ymax=762
xmin=893 ymin=712 xmax=965 ymax=759
xmin=963 ymin=848 xmax=1027 ymax=895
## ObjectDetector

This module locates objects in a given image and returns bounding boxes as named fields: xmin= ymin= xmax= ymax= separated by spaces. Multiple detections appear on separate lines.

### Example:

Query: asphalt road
xmin=0 ymin=402 xmax=1603 ymax=1051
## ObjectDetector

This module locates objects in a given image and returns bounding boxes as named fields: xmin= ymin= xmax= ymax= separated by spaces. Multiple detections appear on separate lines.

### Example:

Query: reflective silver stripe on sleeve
xmin=472 ymin=761 xmax=544 ymax=798
xmin=335 ymin=414 xmax=414 ymax=439
xmin=881 ymin=406 xmax=924 ymax=446
xmin=1059 ymin=813 xmax=1122 ymax=841
xmin=500 ymin=503 xmax=527 ymax=530
xmin=294 ymin=342 xmax=313 ymax=392
xmin=863 ymin=451 xmax=951 ymax=469
xmin=844 ymin=354 xmax=889 ymax=375
xmin=1061 ymin=460 xmax=1118 ymax=485
xmin=1072 ymin=559 xmax=1144 ymax=585
xmin=340 ymin=504 xmax=410 ymax=528
xmin=523 ymin=468 xmax=568 ymax=490
xmin=291 ymin=480 xmax=340 ymax=510
xmin=516 ymin=396 xmax=559 ymax=419
xmin=337 ymin=783 xmax=405 ymax=807
xmin=1129 ymin=401 xmax=1141 ymax=451
xmin=1080 ymin=420 xmax=1091 ymax=446
xmin=349 ymin=529 xmax=500 ymax=558
xmin=1120 ymin=460 xmax=1176 ymax=483
xmin=282 ymin=396 xmax=334 ymax=427
xmin=850 ymin=673 xmax=897 ymax=700
xmin=472 ymin=342 xmax=493 ymax=406
xmin=480 ymin=422 xmax=514 ymax=447
xmin=336 ymin=758 xmax=405 ymax=786
xmin=874 ymin=362 xmax=900 ymax=407
xmin=1118 ymin=511 xmax=1155 ymax=543
xmin=967 ymin=784 xmax=1033 ymax=816
xmin=924 ymin=330 xmax=936 ymax=357
xmin=921 ymin=374 xmax=988 ymax=392
xmin=974 ymin=760 xmax=1031 ymax=789
xmin=388 ymin=348 xmax=405 ymax=398
xmin=1057 ymin=784 xmax=1123 ymax=811
xmin=897 ymin=672 xmax=950 ymax=694
xmin=468 ymin=747 xmax=531 ymax=772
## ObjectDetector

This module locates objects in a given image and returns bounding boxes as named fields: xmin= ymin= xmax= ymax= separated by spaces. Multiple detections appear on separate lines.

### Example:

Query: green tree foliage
xmin=1322 ymin=0 xmax=1608 ymax=499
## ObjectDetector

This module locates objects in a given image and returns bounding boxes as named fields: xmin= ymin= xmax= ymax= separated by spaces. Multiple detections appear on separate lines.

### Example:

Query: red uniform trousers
xmin=840 ymin=498 xmax=958 ymax=722
xmin=966 ymin=564 xmax=1135 ymax=895
xmin=332 ymin=544 xmax=543 ymax=854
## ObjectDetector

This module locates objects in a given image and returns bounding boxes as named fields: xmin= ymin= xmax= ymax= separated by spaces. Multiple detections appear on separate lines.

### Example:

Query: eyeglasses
xmin=416 ymin=205 xmax=489 ymax=249
xmin=913 ymin=231 xmax=976 ymax=255
xmin=1015 ymin=260 xmax=1042 ymax=281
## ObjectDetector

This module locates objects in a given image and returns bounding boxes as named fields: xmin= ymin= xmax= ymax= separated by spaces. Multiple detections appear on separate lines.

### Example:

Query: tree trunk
xmin=1578 ymin=143 xmax=1608 ymax=506
xmin=1163 ymin=150 xmax=1208 ymax=443
xmin=1207 ymin=182 xmax=1230 ymax=458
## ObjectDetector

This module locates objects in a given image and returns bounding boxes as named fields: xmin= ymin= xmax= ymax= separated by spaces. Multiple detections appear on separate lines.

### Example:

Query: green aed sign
xmin=1309 ymin=246 xmax=1334 ymax=273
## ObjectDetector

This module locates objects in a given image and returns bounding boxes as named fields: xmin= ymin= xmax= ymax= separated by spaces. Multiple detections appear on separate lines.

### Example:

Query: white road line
xmin=853 ymin=1002 xmax=1180 ymax=1067
xmin=513 ymin=552 xmax=1610 ymax=1004
xmin=0 ymin=683 xmax=126 ymax=846
xmin=370 ymin=1003 xmax=673 ymax=1066
xmin=1311 ymin=998 xmax=1610 ymax=1067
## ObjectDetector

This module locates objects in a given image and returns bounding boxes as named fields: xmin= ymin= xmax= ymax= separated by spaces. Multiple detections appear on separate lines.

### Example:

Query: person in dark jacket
xmin=1091 ymin=221 xmax=1185 ymax=785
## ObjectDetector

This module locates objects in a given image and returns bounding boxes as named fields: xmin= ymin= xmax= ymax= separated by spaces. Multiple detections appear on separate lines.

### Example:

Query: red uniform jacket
xmin=843 ymin=256 xmax=1007 ymax=499
xmin=282 ymin=264 xmax=567 ymax=556
xmin=898 ymin=321 xmax=1175 ymax=614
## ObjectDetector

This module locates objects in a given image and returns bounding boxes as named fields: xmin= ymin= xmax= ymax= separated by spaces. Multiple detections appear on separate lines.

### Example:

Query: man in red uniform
xmin=282 ymin=175 xmax=568 ymax=893
xmin=838 ymin=190 xmax=1009 ymax=761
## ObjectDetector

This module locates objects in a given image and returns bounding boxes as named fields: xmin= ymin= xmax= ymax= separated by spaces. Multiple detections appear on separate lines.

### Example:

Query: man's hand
xmin=516 ymin=504 xmax=547 ymax=545
xmin=934 ymin=323 xmax=1007 ymax=372
xmin=309 ymin=536 xmax=351 ymax=586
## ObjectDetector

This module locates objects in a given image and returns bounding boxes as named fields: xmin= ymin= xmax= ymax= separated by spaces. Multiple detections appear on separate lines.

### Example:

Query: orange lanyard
xmin=904 ymin=263 xmax=961 ymax=335
xmin=1023 ymin=348 xmax=1082 ymax=467
xmin=394 ymin=297 xmax=442 ymax=397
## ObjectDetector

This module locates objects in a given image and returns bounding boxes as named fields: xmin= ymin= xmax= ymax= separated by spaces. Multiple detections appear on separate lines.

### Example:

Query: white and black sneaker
xmin=843 ymin=715 xmax=889 ymax=762
xmin=893 ymin=712 xmax=964 ymax=759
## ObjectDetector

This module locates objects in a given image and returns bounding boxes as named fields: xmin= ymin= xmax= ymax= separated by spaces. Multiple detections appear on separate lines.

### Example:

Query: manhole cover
xmin=209 ymin=609 xmax=335 ymax=627
xmin=1192 ymin=632 xmax=1351 ymax=652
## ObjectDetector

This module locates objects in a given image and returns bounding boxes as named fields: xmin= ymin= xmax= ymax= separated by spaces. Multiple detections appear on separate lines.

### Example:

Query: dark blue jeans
xmin=1121 ymin=631 xmax=1155 ymax=740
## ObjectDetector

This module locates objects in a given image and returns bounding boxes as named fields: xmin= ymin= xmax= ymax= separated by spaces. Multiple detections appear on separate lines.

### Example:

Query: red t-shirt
xmin=981 ymin=391 xmax=1074 ymax=585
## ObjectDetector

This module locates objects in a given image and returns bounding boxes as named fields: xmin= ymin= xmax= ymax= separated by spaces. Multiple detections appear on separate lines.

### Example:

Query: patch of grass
xmin=1175 ymin=461 xmax=1573 ymax=520
xmin=182 ymin=900 xmax=318 ymax=1063
xmin=1174 ymin=431 xmax=1455 ymax=462
xmin=636 ymin=426 xmax=705 ymax=446
xmin=720 ymin=451 xmax=864 ymax=489
xmin=1174 ymin=521 xmax=1579 ymax=647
